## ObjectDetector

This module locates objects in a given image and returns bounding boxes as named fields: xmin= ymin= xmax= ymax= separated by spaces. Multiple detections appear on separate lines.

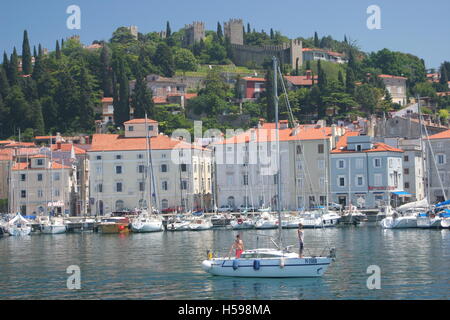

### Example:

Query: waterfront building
xmin=214 ymin=120 xmax=345 ymax=210
xmin=88 ymin=119 xmax=212 ymax=215
xmin=426 ymin=129 xmax=450 ymax=203
xmin=9 ymin=154 xmax=76 ymax=216
xmin=330 ymin=134 xmax=405 ymax=209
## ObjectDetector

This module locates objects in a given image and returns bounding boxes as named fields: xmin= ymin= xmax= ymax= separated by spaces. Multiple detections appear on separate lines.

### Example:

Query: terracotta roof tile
xmin=428 ymin=129 xmax=450 ymax=140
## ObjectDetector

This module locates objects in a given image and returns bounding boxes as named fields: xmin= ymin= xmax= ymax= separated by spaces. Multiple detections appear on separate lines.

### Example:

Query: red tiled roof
xmin=101 ymin=97 xmax=113 ymax=103
xmin=378 ymin=74 xmax=408 ymax=80
xmin=89 ymin=134 xmax=205 ymax=152
xmin=153 ymin=96 xmax=168 ymax=104
xmin=428 ymin=129 xmax=450 ymax=140
xmin=124 ymin=118 xmax=158 ymax=125
xmin=184 ymin=93 xmax=198 ymax=100
xmin=3 ymin=142 xmax=36 ymax=148
xmin=51 ymin=143 xmax=87 ymax=155
xmin=12 ymin=161 xmax=71 ymax=171
xmin=331 ymin=133 xmax=403 ymax=153
xmin=284 ymin=75 xmax=317 ymax=86
xmin=0 ymin=149 xmax=13 ymax=161
xmin=242 ymin=77 xmax=266 ymax=82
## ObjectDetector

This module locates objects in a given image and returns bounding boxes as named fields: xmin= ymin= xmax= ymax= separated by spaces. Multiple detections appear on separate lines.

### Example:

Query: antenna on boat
xmin=273 ymin=56 xmax=283 ymax=249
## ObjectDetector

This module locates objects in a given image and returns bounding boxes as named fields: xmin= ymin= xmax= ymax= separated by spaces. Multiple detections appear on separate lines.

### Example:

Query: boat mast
xmin=145 ymin=114 xmax=153 ymax=212
xmin=418 ymin=95 xmax=428 ymax=208
xmin=273 ymin=57 xmax=282 ymax=248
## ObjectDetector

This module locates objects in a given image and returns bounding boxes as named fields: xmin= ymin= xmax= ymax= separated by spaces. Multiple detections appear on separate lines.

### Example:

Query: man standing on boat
xmin=229 ymin=234 xmax=244 ymax=258
xmin=298 ymin=224 xmax=304 ymax=258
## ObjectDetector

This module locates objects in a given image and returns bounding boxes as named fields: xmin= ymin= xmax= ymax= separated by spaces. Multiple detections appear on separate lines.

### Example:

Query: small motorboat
xmin=189 ymin=218 xmax=213 ymax=231
xmin=210 ymin=214 xmax=232 ymax=227
xmin=98 ymin=216 xmax=130 ymax=234
xmin=320 ymin=211 xmax=341 ymax=227
xmin=6 ymin=213 xmax=32 ymax=236
xmin=41 ymin=217 xmax=67 ymax=234
xmin=131 ymin=211 xmax=164 ymax=233
xmin=230 ymin=216 xmax=255 ymax=230
xmin=417 ymin=212 xmax=442 ymax=229
xmin=298 ymin=211 xmax=323 ymax=228
xmin=254 ymin=212 xmax=278 ymax=229
xmin=166 ymin=217 xmax=190 ymax=231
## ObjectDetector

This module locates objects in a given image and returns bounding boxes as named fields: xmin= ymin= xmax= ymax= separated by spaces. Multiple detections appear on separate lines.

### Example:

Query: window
xmin=404 ymin=155 xmax=409 ymax=162
xmin=139 ymin=182 xmax=145 ymax=192
xmin=37 ymin=159 xmax=44 ymax=166
xmin=374 ymin=174 xmax=382 ymax=187
xmin=21 ymin=190 xmax=26 ymax=198
xmin=274 ymin=174 xmax=279 ymax=185
xmin=37 ymin=174 xmax=43 ymax=181
xmin=96 ymin=155 xmax=102 ymax=160
xmin=319 ymin=177 xmax=325 ymax=188
xmin=243 ymin=175 xmax=248 ymax=186
xmin=181 ymin=164 xmax=187 ymax=172
xmin=37 ymin=190 xmax=43 ymax=198
xmin=128 ymin=126 xmax=134 ymax=132
xmin=116 ymin=155 xmax=122 ymax=160
xmin=318 ymin=144 xmax=324 ymax=154
xmin=97 ymin=184 xmax=103 ymax=193
xmin=338 ymin=176 xmax=345 ymax=187
xmin=404 ymin=168 xmax=409 ymax=175
xmin=356 ymin=175 xmax=364 ymax=186
xmin=161 ymin=164 xmax=168 ymax=172
xmin=20 ymin=174 xmax=26 ymax=182
xmin=54 ymin=190 xmax=60 ymax=197
xmin=373 ymin=158 xmax=381 ymax=168
xmin=116 ymin=183 xmax=123 ymax=192
xmin=162 ymin=181 xmax=168 ymax=191
xmin=148 ymin=125 xmax=154 ymax=131
xmin=404 ymin=182 xmax=410 ymax=189
xmin=181 ymin=180 xmax=187 ymax=190
xmin=437 ymin=154 xmax=446 ymax=165
xmin=116 ymin=166 xmax=122 ymax=174
xmin=337 ymin=159 xmax=345 ymax=169
xmin=296 ymin=145 xmax=302 ymax=154
xmin=138 ymin=165 xmax=145 ymax=173
xmin=96 ymin=166 xmax=102 ymax=174
xmin=356 ymin=158 xmax=363 ymax=169
xmin=54 ymin=173 xmax=60 ymax=181
xmin=356 ymin=144 xmax=362 ymax=152
xmin=161 ymin=199 xmax=168 ymax=210
xmin=138 ymin=154 xmax=144 ymax=159
xmin=226 ymin=174 xmax=234 ymax=186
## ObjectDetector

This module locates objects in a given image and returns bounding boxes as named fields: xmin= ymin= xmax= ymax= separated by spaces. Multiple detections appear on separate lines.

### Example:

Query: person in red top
xmin=229 ymin=234 xmax=244 ymax=258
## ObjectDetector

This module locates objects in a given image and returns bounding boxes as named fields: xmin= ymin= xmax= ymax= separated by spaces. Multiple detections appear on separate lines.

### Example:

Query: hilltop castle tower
xmin=224 ymin=19 xmax=244 ymax=45
xmin=183 ymin=21 xmax=205 ymax=46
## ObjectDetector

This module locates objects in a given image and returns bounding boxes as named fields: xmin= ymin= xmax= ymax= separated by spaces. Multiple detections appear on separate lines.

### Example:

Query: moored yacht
xmin=131 ymin=211 xmax=164 ymax=232
xmin=254 ymin=212 xmax=278 ymax=229
xmin=380 ymin=210 xmax=417 ymax=229
xmin=41 ymin=216 xmax=67 ymax=234
xmin=188 ymin=218 xmax=213 ymax=231
xmin=6 ymin=213 xmax=32 ymax=236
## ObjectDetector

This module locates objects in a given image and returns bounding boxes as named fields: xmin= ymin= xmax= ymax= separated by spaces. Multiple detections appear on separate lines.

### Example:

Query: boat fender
xmin=280 ymin=257 xmax=285 ymax=268
xmin=253 ymin=260 xmax=261 ymax=270
xmin=207 ymin=250 xmax=213 ymax=260
xmin=232 ymin=259 xmax=239 ymax=270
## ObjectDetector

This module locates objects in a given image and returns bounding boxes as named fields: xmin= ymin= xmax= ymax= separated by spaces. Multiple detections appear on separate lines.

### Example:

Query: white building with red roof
xmin=330 ymin=134 xmax=405 ymax=209
xmin=302 ymin=48 xmax=348 ymax=64
xmin=213 ymin=120 xmax=346 ymax=210
xmin=378 ymin=74 xmax=408 ymax=106
xmin=426 ymin=129 xmax=450 ymax=203
xmin=88 ymin=119 xmax=212 ymax=214
xmin=9 ymin=154 xmax=77 ymax=216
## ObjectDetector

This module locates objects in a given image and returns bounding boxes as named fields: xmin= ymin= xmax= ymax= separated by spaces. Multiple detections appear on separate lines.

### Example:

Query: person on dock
xmin=229 ymin=234 xmax=244 ymax=258
xmin=298 ymin=223 xmax=304 ymax=258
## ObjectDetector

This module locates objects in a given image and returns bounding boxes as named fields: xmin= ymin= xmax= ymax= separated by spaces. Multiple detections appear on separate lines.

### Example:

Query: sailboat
xmin=201 ymin=57 xmax=335 ymax=278
xmin=6 ymin=213 xmax=32 ymax=236
xmin=131 ymin=117 xmax=164 ymax=233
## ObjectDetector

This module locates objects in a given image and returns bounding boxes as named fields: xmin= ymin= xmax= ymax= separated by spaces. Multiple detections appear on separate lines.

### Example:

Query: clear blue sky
xmin=0 ymin=0 xmax=448 ymax=69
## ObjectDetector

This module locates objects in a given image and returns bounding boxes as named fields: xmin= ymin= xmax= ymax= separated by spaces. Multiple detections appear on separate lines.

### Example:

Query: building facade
xmin=426 ymin=130 xmax=450 ymax=203
xmin=378 ymin=74 xmax=407 ymax=106
xmin=302 ymin=48 xmax=348 ymax=64
xmin=330 ymin=135 xmax=404 ymax=209
xmin=88 ymin=119 xmax=212 ymax=215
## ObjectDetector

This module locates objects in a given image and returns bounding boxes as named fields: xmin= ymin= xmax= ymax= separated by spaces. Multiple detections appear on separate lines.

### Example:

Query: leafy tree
xmin=111 ymin=27 xmax=136 ymax=45
xmin=174 ymin=48 xmax=198 ymax=74
xmin=153 ymin=42 xmax=175 ymax=77
xmin=21 ymin=30 xmax=32 ymax=75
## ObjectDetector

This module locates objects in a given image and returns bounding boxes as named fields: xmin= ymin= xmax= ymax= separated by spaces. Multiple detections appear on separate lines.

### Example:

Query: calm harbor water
xmin=0 ymin=225 xmax=449 ymax=300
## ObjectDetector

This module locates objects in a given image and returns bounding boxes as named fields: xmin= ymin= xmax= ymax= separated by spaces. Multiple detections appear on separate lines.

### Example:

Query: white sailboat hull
xmin=230 ymin=220 xmax=255 ymax=230
xmin=41 ymin=225 xmax=66 ymax=234
xmin=202 ymin=257 xmax=332 ymax=278
xmin=7 ymin=226 xmax=32 ymax=236
xmin=380 ymin=217 xmax=417 ymax=229
xmin=255 ymin=221 xmax=278 ymax=229
xmin=166 ymin=222 xmax=190 ymax=231
xmin=131 ymin=221 xmax=163 ymax=232
xmin=441 ymin=218 xmax=450 ymax=228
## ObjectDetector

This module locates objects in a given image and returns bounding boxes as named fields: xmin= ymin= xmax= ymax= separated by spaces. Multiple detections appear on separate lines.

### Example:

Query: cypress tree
xmin=344 ymin=35 xmax=348 ymax=44
xmin=314 ymin=32 xmax=320 ymax=47
xmin=346 ymin=68 xmax=356 ymax=94
xmin=78 ymin=65 xmax=95 ymax=130
xmin=8 ymin=48 xmax=19 ymax=86
xmin=55 ymin=40 xmax=61 ymax=60
xmin=30 ymin=99 xmax=45 ymax=135
xmin=154 ymin=42 xmax=175 ymax=77
xmin=100 ymin=45 xmax=113 ymax=97
xmin=338 ymin=70 xmax=345 ymax=86
xmin=22 ymin=30 xmax=32 ymax=75
xmin=0 ymin=66 xmax=10 ymax=99
xmin=217 ymin=22 xmax=223 ymax=43
xmin=270 ymin=28 xmax=274 ymax=40
xmin=113 ymin=56 xmax=130 ymax=126
xmin=247 ymin=23 xmax=251 ymax=34
xmin=33 ymin=46 xmax=37 ymax=59
xmin=131 ymin=66 xmax=154 ymax=119
xmin=38 ymin=44 xmax=43 ymax=57
xmin=440 ymin=66 xmax=448 ymax=86
xmin=166 ymin=21 xmax=171 ymax=37
xmin=305 ymin=60 xmax=311 ymax=71
xmin=3 ymin=52 xmax=9 ymax=71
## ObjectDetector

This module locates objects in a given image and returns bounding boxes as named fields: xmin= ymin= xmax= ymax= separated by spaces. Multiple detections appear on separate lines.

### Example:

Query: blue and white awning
xmin=391 ymin=191 xmax=412 ymax=197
